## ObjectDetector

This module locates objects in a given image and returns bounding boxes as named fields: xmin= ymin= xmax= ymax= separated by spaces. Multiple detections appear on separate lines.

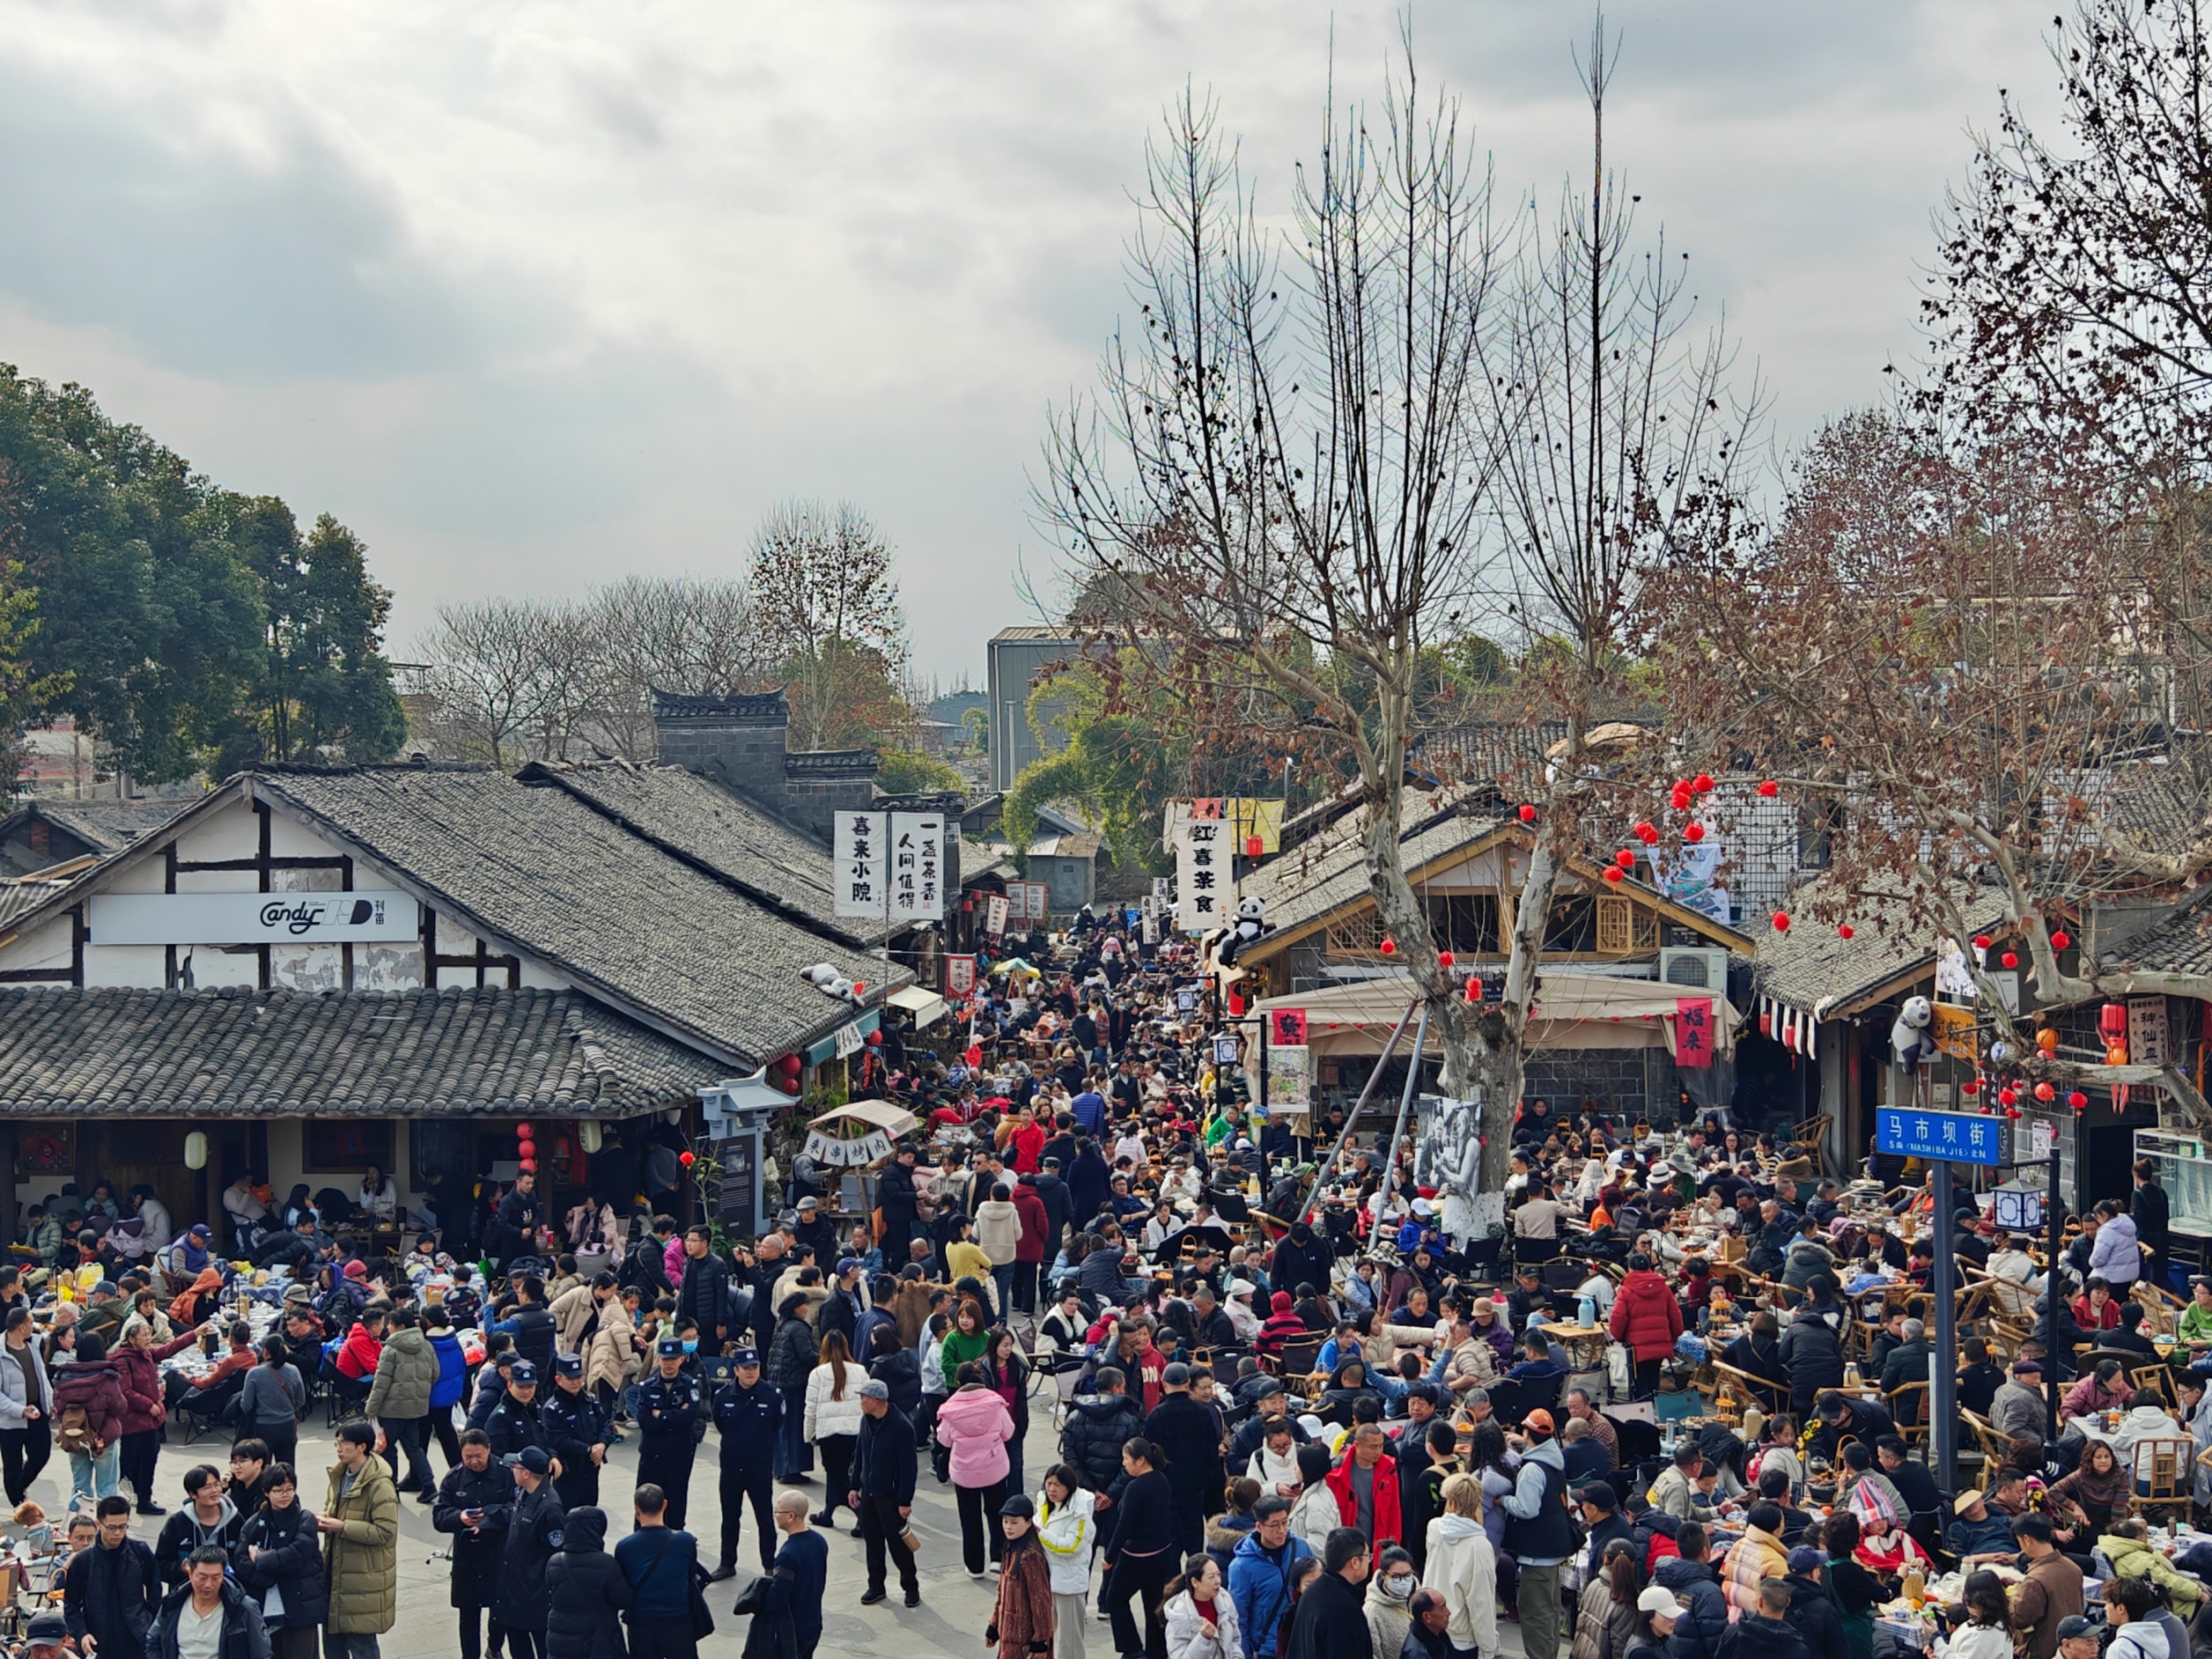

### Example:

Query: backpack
xmin=54 ymin=1400 xmax=96 ymax=1455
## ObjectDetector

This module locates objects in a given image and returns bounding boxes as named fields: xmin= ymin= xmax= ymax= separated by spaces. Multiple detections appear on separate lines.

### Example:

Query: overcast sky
xmin=0 ymin=1 xmax=2059 ymax=683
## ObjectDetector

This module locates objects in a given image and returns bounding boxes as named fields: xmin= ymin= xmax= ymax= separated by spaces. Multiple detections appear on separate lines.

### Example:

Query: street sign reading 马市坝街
xmin=89 ymin=891 xmax=419 ymax=945
xmin=1874 ymin=1106 xmax=2010 ymax=1168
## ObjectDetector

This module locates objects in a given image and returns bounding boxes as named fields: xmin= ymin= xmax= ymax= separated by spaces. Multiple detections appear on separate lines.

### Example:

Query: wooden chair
xmin=1884 ymin=1382 xmax=1932 ymax=1445
xmin=2131 ymin=1436 xmax=2195 ymax=1525
xmin=1960 ymin=1410 xmax=2013 ymax=1478
xmin=1273 ymin=1333 xmax=1323 ymax=1381
xmin=1710 ymin=1358 xmax=1787 ymax=1414
xmin=2128 ymin=1365 xmax=2177 ymax=1409
xmin=1792 ymin=1115 xmax=1832 ymax=1175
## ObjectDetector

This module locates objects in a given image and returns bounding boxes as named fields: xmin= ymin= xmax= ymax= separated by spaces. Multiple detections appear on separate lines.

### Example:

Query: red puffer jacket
xmin=1010 ymin=1183 xmax=1051 ymax=1265
xmin=113 ymin=1339 xmax=182 ymax=1435
xmin=1609 ymin=1269 xmax=1686 ymax=1361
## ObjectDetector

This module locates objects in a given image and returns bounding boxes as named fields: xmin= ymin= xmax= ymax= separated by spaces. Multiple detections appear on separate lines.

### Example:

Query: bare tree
xmin=571 ymin=577 xmax=771 ymax=759
xmin=749 ymin=501 xmax=911 ymax=751
xmin=416 ymin=599 xmax=594 ymax=771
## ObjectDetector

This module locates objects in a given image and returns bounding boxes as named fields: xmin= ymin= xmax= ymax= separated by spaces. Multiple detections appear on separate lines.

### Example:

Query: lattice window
xmin=1325 ymin=908 xmax=1387 ymax=956
xmin=1595 ymin=896 xmax=1660 ymax=954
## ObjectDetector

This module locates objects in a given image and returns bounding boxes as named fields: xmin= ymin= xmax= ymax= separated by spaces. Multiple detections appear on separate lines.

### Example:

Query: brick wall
xmin=650 ymin=689 xmax=877 ymax=838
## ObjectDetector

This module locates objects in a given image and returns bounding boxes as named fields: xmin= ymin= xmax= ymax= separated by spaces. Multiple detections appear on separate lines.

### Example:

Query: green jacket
xmin=321 ymin=1454 xmax=399 ymax=1634
xmin=2099 ymin=1533 xmax=2203 ymax=1612
xmin=364 ymin=1327 xmax=438 ymax=1422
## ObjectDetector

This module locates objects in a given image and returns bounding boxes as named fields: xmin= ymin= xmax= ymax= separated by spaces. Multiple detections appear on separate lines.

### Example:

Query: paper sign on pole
xmin=888 ymin=813 xmax=945 ymax=922
xmin=1270 ymin=1008 xmax=1309 ymax=1047
xmin=833 ymin=811 xmax=888 ymax=918
xmin=984 ymin=894 xmax=1010 ymax=937
xmin=1932 ymin=1003 xmax=1978 ymax=1062
xmin=1022 ymin=880 xmax=1048 ymax=921
xmin=1177 ymin=818 xmax=1225 ymax=932
xmin=1263 ymin=1045 xmax=1310 ymax=1112
xmin=2130 ymin=995 xmax=2170 ymax=1066
xmin=945 ymin=956 xmax=977 ymax=995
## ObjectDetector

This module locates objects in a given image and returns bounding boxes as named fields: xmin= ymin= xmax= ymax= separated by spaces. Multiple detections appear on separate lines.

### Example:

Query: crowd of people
xmin=17 ymin=902 xmax=2211 ymax=1659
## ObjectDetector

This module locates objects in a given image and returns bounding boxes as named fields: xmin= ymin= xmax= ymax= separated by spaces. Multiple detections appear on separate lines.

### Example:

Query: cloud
xmin=0 ymin=0 xmax=2060 ymax=678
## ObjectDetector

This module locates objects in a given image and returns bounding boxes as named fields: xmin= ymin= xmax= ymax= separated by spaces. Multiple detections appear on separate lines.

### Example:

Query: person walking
xmin=363 ymin=1307 xmax=439 ymax=1504
xmin=113 ymin=1319 xmax=184 ymax=1516
xmin=710 ymin=1345 xmax=780 ymax=1579
xmin=976 ymin=1185 xmax=1025 ymax=1317
xmin=64 ymin=1495 xmax=162 ymax=1659
xmin=544 ymin=1506 xmax=631 ymax=1659
xmin=1162 ymin=1550 xmax=1240 ymax=1659
xmin=153 ymin=1465 xmax=243 ymax=1588
xmin=1038 ymin=1467 xmax=1098 ymax=1659
xmin=758 ymin=1493 xmax=828 ymax=1659
xmin=237 ymin=1339 xmax=308 ymax=1475
xmin=1421 ymin=1472 xmax=1498 ymax=1659
xmin=1283 ymin=1530 xmax=1372 ymax=1659
xmin=1499 ymin=1413 xmax=1575 ymax=1659
xmin=1104 ymin=1439 xmax=1179 ymax=1659
xmin=615 ymin=1484 xmax=698 ymax=1659
xmin=634 ymin=1337 xmax=706 ymax=1530
xmin=54 ymin=1329 xmax=127 ymax=1509
xmin=1229 ymin=1496 xmax=1313 ymax=1659
xmin=1145 ymin=1364 xmax=1223 ymax=1558
xmin=235 ymin=1461 xmax=327 ymax=1659
xmin=991 ymin=1495 xmax=1059 ymax=1659
xmin=543 ymin=1355 xmax=613 ymax=1512
xmin=424 ymin=1307 xmax=469 ymax=1473
xmin=432 ymin=1430 xmax=514 ymax=1659
xmin=0 ymin=1305 xmax=53 ymax=1505
xmin=495 ymin=1448 xmax=567 ymax=1659
xmin=316 ymin=1420 xmax=399 ymax=1659
xmin=764 ymin=1295 xmax=818 ymax=1483
xmin=849 ymin=1377 xmax=921 ymax=1609
xmin=939 ymin=1362 xmax=1018 ymax=1578
xmin=149 ymin=1545 xmax=271 ymax=1659
xmin=802 ymin=1331 xmax=864 ymax=1532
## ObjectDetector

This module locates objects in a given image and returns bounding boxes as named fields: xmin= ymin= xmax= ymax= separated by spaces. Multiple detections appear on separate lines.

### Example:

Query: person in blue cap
xmin=543 ymin=1353 xmax=611 ymax=1512
xmin=634 ymin=1338 xmax=705 ymax=1529
xmin=710 ymin=1346 xmax=780 ymax=1579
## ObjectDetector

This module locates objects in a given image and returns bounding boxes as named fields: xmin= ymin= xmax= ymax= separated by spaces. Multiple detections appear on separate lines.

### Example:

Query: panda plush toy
xmin=1217 ymin=895 xmax=1271 ymax=967
xmin=1890 ymin=994 xmax=1937 ymax=1074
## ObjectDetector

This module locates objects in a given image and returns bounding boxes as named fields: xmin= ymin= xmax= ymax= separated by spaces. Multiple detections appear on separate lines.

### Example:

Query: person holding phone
xmin=431 ymin=1430 xmax=514 ymax=1659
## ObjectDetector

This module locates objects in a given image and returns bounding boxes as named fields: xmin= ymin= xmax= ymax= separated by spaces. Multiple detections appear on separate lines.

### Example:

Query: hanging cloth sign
xmin=1673 ymin=996 xmax=1715 ymax=1068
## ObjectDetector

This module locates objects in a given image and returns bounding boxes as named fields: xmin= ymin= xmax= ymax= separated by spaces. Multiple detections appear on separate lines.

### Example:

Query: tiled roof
xmin=254 ymin=767 xmax=905 ymax=1068
xmin=519 ymin=761 xmax=891 ymax=946
xmin=2097 ymin=897 xmax=2212 ymax=976
xmin=990 ymin=626 xmax=1074 ymax=643
xmin=648 ymin=687 xmax=789 ymax=721
xmin=1238 ymin=791 xmax=1502 ymax=940
xmin=32 ymin=799 xmax=191 ymax=851
xmin=0 ymin=987 xmax=718 ymax=1116
xmin=1753 ymin=875 xmax=2009 ymax=1017
xmin=0 ymin=882 xmax=65 ymax=930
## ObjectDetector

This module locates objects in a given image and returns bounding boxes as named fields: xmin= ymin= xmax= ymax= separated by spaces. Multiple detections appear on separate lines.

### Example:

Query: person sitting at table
xmin=2071 ymin=1276 xmax=2125 ymax=1334
xmin=1505 ymin=1331 xmax=1565 ymax=1392
xmin=2106 ymin=1387 xmax=2183 ymax=1470
xmin=1809 ymin=1389 xmax=1894 ymax=1464
xmin=1694 ymin=1282 xmax=1741 ymax=1338
xmin=1838 ymin=1442 xmax=1907 ymax=1531
xmin=2049 ymin=1438 xmax=2130 ymax=1539
xmin=1649 ymin=1445 xmax=1717 ymax=1524
xmin=1877 ymin=1317 xmax=1932 ymax=1417
xmin=1311 ymin=1357 xmax=1382 ymax=1429
xmin=1956 ymin=1336 xmax=2006 ymax=1417
xmin=2106 ymin=1302 xmax=2162 ymax=1361
xmin=2099 ymin=1517 xmax=2206 ymax=1619
xmin=1852 ymin=1507 xmax=1931 ymax=1581
xmin=2059 ymin=1357 xmax=2132 ymax=1423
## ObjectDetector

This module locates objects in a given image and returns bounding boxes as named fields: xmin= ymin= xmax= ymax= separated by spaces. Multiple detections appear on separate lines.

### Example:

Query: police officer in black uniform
xmin=495 ymin=1445 xmax=565 ymax=1659
xmin=708 ymin=1344 xmax=781 ymax=1578
xmin=484 ymin=1360 xmax=552 ymax=1462
xmin=634 ymin=1335 xmax=705 ymax=1528
xmin=541 ymin=1352 xmax=611 ymax=1511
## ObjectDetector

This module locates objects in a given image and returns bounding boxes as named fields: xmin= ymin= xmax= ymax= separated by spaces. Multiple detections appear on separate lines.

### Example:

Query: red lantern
xmin=2107 ymin=1043 xmax=2130 ymax=1066
xmin=517 ymin=1138 xmax=536 ymax=1162
xmin=1837 ymin=924 xmax=1855 ymax=940
xmin=1518 ymin=803 xmax=1537 ymax=823
xmin=1693 ymin=773 xmax=1715 ymax=794
xmin=852 ymin=981 xmax=866 ymax=996
xmin=1616 ymin=849 xmax=1636 ymax=869
xmin=2000 ymin=952 xmax=2018 ymax=970
xmin=1770 ymin=912 xmax=1790 ymax=933
xmin=1971 ymin=935 xmax=1992 ymax=952
xmin=1683 ymin=823 xmax=1706 ymax=843
xmin=1998 ymin=1087 xmax=2017 ymax=1107
xmin=1246 ymin=834 xmax=1263 ymax=857
xmin=964 ymin=1044 xmax=983 ymax=1068
xmin=1437 ymin=950 xmax=1455 ymax=967
xmin=1671 ymin=787 xmax=1693 ymax=812
xmin=1755 ymin=780 xmax=1779 ymax=798
xmin=2004 ymin=1106 xmax=2022 ymax=1120
xmin=866 ymin=1031 xmax=883 ymax=1046
xmin=1633 ymin=821 xmax=1656 ymax=841
xmin=2100 ymin=1002 xmax=2129 ymax=1041
xmin=1226 ymin=991 xmax=1246 ymax=1018
xmin=1379 ymin=938 xmax=1397 ymax=956
xmin=1464 ymin=979 xmax=1482 ymax=1003
xmin=515 ymin=1122 xmax=534 ymax=1141
xmin=1603 ymin=868 xmax=1624 ymax=884
xmin=678 ymin=1149 xmax=695 ymax=1167
xmin=2033 ymin=1081 xmax=2055 ymax=1102
xmin=518 ymin=1157 xmax=537 ymax=1172
xmin=777 ymin=1055 xmax=803 ymax=1076
xmin=2068 ymin=1090 xmax=2088 ymax=1110
xmin=2047 ymin=930 xmax=2068 ymax=949
xmin=1961 ymin=1076 xmax=1981 ymax=1095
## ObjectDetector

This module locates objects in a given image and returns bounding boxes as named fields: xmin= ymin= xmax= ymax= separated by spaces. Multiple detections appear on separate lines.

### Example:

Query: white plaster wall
xmin=88 ymin=945 xmax=167 ymax=989
xmin=261 ymin=1117 xmax=429 ymax=1218
xmin=0 ymin=915 xmax=73 ymax=972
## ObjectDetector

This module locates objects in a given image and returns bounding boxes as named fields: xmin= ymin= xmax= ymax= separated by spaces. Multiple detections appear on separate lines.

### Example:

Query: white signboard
xmin=1025 ymin=880 xmax=1048 ymax=920
xmin=887 ymin=812 xmax=945 ymax=922
xmin=1263 ymin=1044 xmax=1311 ymax=1112
xmin=1177 ymin=818 xmax=1225 ymax=933
xmin=984 ymin=894 xmax=1010 ymax=937
xmin=833 ymin=811 xmax=888 ymax=918
xmin=802 ymin=1128 xmax=893 ymax=1167
xmin=2130 ymin=995 xmax=2170 ymax=1066
xmin=89 ymin=891 xmax=419 ymax=946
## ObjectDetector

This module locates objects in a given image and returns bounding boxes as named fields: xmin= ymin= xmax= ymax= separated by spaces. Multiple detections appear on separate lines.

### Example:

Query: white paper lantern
xmin=183 ymin=1132 xmax=209 ymax=1171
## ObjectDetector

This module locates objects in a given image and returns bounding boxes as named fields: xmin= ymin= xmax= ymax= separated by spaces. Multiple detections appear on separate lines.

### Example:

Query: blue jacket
xmin=1653 ymin=1557 xmax=1730 ymax=1659
xmin=428 ymin=1332 xmax=468 ymax=1410
xmin=1229 ymin=1530 xmax=1313 ymax=1659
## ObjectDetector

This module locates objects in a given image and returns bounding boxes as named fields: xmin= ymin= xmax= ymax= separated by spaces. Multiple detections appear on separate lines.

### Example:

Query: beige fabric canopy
xmin=810 ymin=1099 xmax=921 ymax=1137
xmin=1246 ymin=972 xmax=1739 ymax=1059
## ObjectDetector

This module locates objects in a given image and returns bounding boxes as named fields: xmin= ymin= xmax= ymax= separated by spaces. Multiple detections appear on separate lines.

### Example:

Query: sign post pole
xmin=1930 ymin=1158 xmax=1959 ymax=1494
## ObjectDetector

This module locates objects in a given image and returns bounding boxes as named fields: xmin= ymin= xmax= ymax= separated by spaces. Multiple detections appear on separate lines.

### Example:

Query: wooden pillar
xmin=0 ymin=1124 xmax=19 ymax=1252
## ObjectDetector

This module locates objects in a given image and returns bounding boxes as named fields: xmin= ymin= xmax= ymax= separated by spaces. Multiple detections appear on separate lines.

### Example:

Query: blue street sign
xmin=1874 ymin=1106 xmax=2009 ymax=1168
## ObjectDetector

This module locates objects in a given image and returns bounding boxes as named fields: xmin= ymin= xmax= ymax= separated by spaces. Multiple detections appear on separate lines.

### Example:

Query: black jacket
xmin=678 ymin=1249 xmax=739 ymax=1334
xmin=620 ymin=1236 xmax=673 ymax=1299
xmin=869 ymin=1348 xmax=923 ymax=1419
xmin=2136 ymin=1181 xmax=2171 ymax=1254
xmin=712 ymin=1379 xmax=783 ymax=1474
xmin=1654 ymin=1558 xmax=1730 ymax=1659
xmin=765 ymin=1315 xmax=818 ymax=1391
xmin=636 ymin=1371 xmax=706 ymax=1443
xmin=485 ymin=1392 xmax=552 ymax=1461
xmin=234 ymin=1500 xmax=329 ymax=1628
xmin=543 ymin=1508 xmax=632 ymax=1659
xmin=495 ymin=1188 xmax=539 ymax=1261
xmin=502 ymin=1304 xmax=557 ymax=1373
xmin=150 ymin=1578 xmax=270 ymax=1659
xmin=878 ymin=1161 xmax=920 ymax=1225
xmin=1781 ymin=1574 xmax=1846 ymax=1659
xmin=433 ymin=1460 xmax=514 ymax=1609
xmin=1721 ymin=1613 xmax=1811 ymax=1659
xmin=1284 ymin=1570 xmax=1372 ymax=1659
xmin=495 ymin=1482 xmax=568 ymax=1630
xmin=853 ymin=1405 xmax=918 ymax=1506
xmin=66 ymin=1538 xmax=163 ymax=1658
xmin=1062 ymin=1392 xmax=1143 ymax=1493
xmin=154 ymin=1500 xmax=243 ymax=1588
xmin=1144 ymin=1393 xmax=1225 ymax=1521
xmin=543 ymin=1386 xmax=613 ymax=1495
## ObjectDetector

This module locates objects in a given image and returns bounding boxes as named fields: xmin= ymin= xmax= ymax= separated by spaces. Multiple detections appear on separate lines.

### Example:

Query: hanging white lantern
xmin=579 ymin=1120 xmax=603 ymax=1155
xmin=183 ymin=1132 xmax=209 ymax=1171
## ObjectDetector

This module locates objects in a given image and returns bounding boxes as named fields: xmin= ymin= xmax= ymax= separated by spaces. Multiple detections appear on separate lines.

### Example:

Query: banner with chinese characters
xmin=2130 ymin=995 xmax=2170 ymax=1066
xmin=833 ymin=811 xmax=888 ymax=918
xmin=887 ymin=813 xmax=945 ymax=922
xmin=1269 ymin=1008 xmax=1309 ymax=1047
xmin=945 ymin=955 xmax=976 ymax=995
xmin=1177 ymin=818 xmax=1225 ymax=932
xmin=984 ymin=894 xmax=1010 ymax=937
xmin=1673 ymin=996 xmax=1715 ymax=1068
xmin=802 ymin=1128 xmax=893 ymax=1167
xmin=1932 ymin=1002 xmax=1978 ymax=1062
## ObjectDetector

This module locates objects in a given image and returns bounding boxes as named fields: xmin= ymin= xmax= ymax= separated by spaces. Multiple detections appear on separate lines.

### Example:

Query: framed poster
xmin=303 ymin=1120 xmax=395 ymax=1175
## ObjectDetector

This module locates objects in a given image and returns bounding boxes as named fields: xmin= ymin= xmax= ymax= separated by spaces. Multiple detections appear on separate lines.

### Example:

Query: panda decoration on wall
xmin=1890 ymin=994 xmax=1937 ymax=1074
xmin=1217 ymin=895 xmax=1272 ymax=967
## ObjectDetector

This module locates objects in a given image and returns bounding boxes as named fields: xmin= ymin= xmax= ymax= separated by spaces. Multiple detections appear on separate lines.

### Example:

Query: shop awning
xmin=1245 ymin=972 xmax=1739 ymax=1058
xmin=803 ymin=1008 xmax=880 ymax=1064
xmin=886 ymin=985 xmax=948 ymax=1028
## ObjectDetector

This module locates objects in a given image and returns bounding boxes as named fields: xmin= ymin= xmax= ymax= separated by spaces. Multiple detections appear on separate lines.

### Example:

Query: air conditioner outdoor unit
xmin=1657 ymin=947 xmax=1730 ymax=992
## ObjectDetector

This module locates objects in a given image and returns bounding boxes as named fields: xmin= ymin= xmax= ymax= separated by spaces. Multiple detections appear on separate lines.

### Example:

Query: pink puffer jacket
xmin=933 ymin=1383 xmax=1014 ymax=1488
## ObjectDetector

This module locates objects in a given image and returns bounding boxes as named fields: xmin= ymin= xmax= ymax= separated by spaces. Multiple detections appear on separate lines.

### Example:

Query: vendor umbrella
xmin=987 ymin=957 xmax=1038 ymax=976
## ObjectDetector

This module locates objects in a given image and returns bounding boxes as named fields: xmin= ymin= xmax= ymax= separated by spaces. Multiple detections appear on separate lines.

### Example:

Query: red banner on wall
xmin=1675 ymin=996 xmax=1715 ymax=1068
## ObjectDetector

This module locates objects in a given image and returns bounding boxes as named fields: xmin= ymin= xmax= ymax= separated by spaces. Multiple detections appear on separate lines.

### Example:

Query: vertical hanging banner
xmin=2129 ymin=995 xmax=2170 ymax=1067
xmin=1673 ymin=996 xmax=1715 ymax=1068
xmin=887 ymin=813 xmax=945 ymax=922
xmin=945 ymin=955 xmax=977 ymax=995
xmin=1177 ymin=818 xmax=1225 ymax=933
xmin=833 ymin=811 xmax=888 ymax=918
xmin=1270 ymin=1008 xmax=1309 ymax=1047
xmin=984 ymin=894 xmax=1010 ymax=937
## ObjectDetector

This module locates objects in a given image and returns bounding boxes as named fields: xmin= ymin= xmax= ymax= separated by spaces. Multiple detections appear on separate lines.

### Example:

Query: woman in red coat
xmin=1608 ymin=1251 xmax=1685 ymax=1399
xmin=1010 ymin=1177 xmax=1051 ymax=1316
xmin=114 ymin=1321 xmax=196 ymax=1515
